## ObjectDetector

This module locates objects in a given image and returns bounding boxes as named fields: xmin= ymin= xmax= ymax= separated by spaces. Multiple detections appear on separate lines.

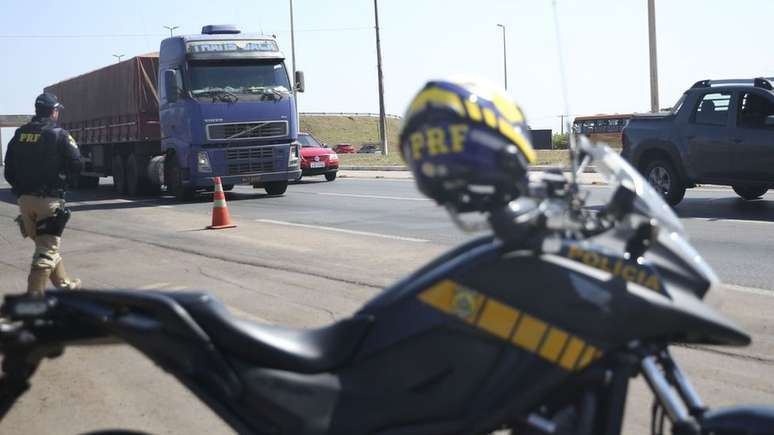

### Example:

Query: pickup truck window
xmin=670 ymin=93 xmax=687 ymax=114
xmin=692 ymin=92 xmax=731 ymax=126
xmin=737 ymin=92 xmax=774 ymax=129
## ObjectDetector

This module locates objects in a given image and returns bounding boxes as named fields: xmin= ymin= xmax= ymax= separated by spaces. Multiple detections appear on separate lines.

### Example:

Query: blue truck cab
xmin=158 ymin=24 xmax=302 ymax=199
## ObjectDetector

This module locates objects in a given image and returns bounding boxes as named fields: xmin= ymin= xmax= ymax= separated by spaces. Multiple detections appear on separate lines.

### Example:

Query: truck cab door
xmin=159 ymin=67 xmax=184 ymax=146
xmin=732 ymin=90 xmax=774 ymax=182
xmin=683 ymin=91 xmax=735 ymax=182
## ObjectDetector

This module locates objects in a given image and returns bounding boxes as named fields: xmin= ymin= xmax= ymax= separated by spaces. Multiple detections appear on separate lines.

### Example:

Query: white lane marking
xmin=255 ymin=219 xmax=429 ymax=243
xmin=683 ymin=217 xmax=774 ymax=226
xmin=316 ymin=192 xmax=429 ymax=201
xmin=723 ymin=283 xmax=774 ymax=297
xmin=68 ymin=198 xmax=161 ymax=206
xmin=138 ymin=282 xmax=171 ymax=290
xmin=166 ymin=285 xmax=188 ymax=291
xmin=226 ymin=305 xmax=273 ymax=324
xmin=159 ymin=205 xmax=174 ymax=209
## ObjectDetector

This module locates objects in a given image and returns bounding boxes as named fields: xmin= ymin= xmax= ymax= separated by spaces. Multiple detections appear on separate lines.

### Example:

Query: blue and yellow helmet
xmin=399 ymin=78 xmax=536 ymax=212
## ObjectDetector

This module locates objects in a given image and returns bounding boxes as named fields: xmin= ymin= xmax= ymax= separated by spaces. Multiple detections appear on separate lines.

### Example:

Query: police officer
xmin=3 ymin=93 xmax=83 ymax=296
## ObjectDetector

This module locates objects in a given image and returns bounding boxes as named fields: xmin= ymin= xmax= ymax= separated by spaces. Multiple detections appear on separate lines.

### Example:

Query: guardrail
xmin=0 ymin=115 xmax=33 ymax=128
xmin=301 ymin=112 xmax=402 ymax=120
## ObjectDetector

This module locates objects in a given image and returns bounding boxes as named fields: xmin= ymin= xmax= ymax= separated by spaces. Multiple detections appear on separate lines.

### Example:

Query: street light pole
xmin=164 ymin=25 xmax=179 ymax=37
xmin=112 ymin=54 xmax=124 ymax=63
xmin=374 ymin=0 xmax=388 ymax=156
xmin=497 ymin=24 xmax=507 ymax=91
xmin=647 ymin=0 xmax=660 ymax=112
xmin=289 ymin=0 xmax=299 ymax=134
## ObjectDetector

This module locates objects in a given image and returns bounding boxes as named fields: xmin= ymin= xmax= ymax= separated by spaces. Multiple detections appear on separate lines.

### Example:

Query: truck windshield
xmin=189 ymin=60 xmax=291 ymax=101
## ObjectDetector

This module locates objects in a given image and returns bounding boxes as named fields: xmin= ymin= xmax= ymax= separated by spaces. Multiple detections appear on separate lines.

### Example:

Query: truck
xmin=621 ymin=77 xmax=774 ymax=206
xmin=45 ymin=24 xmax=303 ymax=200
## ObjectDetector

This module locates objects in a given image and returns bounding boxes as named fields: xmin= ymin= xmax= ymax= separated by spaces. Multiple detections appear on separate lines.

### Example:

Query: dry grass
xmin=299 ymin=115 xmax=598 ymax=167
xmin=299 ymin=115 xmax=402 ymax=155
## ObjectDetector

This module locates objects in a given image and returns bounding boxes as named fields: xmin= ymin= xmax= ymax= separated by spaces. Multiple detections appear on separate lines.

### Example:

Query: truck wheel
xmin=325 ymin=171 xmax=337 ymax=182
xmin=126 ymin=154 xmax=160 ymax=196
xmin=264 ymin=181 xmax=288 ymax=195
xmin=74 ymin=175 xmax=99 ymax=189
xmin=126 ymin=154 xmax=141 ymax=197
xmin=165 ymin=158 xmax=195 ymax=201
xmin=732 ymin=185 xmax=768 ymax=200
xmin=112 ymin=154 xmax=127 ymax=194
xmin=644 ymin=159 xmax=685 ymax=206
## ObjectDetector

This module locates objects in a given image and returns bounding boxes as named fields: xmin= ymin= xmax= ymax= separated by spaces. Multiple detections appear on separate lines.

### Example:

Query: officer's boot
xmin=50 ymin=260 xmax=81 ymax=290
xmin=27 ymin=268 xmax=51 ymax=297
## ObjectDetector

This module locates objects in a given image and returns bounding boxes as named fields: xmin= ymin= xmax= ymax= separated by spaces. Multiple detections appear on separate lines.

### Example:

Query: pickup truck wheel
xmin=644 ymin=159 xmax=685 ymax=206
xmin=325 ymin=171 xmax=337 ymax=182
xmin=732 ymin=185 xmax=768 ymax=200
xmin=112 ymin=155 xmax=127 ymax=195
xmin=264 ymin=181 xmax=288 ymax=195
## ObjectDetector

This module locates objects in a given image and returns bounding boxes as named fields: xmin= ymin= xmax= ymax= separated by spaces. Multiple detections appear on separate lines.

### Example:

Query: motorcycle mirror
xmin=605 ymin=185 xmax=636 ymax=220
xmin=575 ymin=150 xmax=591 ymax=177
xmin=625 ymin=219 xmax=659 ymax=259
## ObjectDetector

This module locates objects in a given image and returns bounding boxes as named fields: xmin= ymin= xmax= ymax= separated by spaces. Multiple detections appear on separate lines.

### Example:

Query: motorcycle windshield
xmin=580 ymin=137 xmax=686 ymax=237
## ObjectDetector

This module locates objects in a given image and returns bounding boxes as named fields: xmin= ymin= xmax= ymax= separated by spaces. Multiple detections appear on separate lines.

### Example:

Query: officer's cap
xmin=35 ymin=93 xmax=64 ymax=111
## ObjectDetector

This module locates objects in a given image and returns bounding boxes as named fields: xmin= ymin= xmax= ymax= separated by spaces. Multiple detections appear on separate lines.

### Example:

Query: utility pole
xmin=558 ymin=115 xmax=565 ymax=135
xmin=289 ymin=0 xmax=299 ymax=134
xmin=497 ymin=24 xmax=507 ymax=90
xmin=647 ymin=0 xmax=660 ymax=112
xmin=374 ymin=0 xmax=388 ymax=156
xmin=112 ymin=54 xmax=124 ymax=63
xmin=164 ymin=25 xmax=179 ymax=37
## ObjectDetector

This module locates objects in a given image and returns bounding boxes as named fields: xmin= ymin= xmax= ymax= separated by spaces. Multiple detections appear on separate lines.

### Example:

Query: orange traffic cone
xmin=207 ymin=177 xmax=237 ymax=230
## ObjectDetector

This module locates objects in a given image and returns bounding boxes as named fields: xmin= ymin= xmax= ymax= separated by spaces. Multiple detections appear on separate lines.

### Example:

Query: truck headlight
xmin=197 ymin=151 xmax=212 ymax=173
xmin=289 ymin=143 xmax=299 ymax=166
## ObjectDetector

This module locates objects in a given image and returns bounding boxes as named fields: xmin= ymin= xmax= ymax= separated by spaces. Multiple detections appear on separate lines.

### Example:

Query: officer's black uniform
xmin=4 ymin=93 xmax=84 ymax=295
xmin=4 ymin=95 xmax=83 ymax=197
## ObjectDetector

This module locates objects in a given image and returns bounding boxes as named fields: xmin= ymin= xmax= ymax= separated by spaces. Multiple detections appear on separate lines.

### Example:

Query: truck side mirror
xmin=295 ymin=70 xmax=305 ymax=93
xmin=765 ymin=115 xmax=774 ymax=126
xmin=164 ymin=69 xmax=178 ymax=103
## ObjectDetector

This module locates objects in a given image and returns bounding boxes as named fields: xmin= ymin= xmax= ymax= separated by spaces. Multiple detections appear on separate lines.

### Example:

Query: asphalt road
xmin=0 ymin=175 xmax=772 ymax=434
xmin=117 ymin=175 xmax=774 ymax=291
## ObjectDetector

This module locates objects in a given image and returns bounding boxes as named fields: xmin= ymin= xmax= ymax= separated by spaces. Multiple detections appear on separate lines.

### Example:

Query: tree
xmin=552 ymin=132 xmax=569 ymax=149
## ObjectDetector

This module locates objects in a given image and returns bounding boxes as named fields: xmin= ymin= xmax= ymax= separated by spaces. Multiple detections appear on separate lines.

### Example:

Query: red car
xmin=297 ymin=133 xmax=339 ymax=182
xmin=333 ymin=143 xmax=356 ymax=154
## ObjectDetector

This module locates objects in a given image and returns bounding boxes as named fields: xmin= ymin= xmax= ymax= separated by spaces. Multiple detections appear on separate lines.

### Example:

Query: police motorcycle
xmin=1 ymin=80 xmax=772 ymax=435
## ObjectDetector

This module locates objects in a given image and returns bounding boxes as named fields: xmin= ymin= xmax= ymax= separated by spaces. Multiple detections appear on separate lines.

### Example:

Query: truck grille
xmin=208 ymin=121 xmax=287 ymax=140
xmin=226 ymin=146 xmax=276 ymax=175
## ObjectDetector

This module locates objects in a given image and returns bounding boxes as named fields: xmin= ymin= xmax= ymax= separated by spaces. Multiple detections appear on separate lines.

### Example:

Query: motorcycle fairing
xmin=415 ymin=279 xmax=603 ymax=372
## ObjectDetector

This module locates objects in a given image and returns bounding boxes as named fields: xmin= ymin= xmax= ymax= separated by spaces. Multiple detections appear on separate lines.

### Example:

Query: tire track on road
xmin=60 ymin=221 xmax=386 ymax=291
xmin=677 ymin=344 xmax=774 ymax=365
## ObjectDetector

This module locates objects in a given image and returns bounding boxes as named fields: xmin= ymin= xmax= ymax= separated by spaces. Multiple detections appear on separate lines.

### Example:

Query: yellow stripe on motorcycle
xmin=418 ymin=280 xmax=604 ymax=372
xmin=477 ymin=298 xmax=521 ymax=339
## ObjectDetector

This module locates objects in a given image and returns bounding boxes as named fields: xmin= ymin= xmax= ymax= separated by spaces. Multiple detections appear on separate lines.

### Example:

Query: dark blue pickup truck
xmin=621 ymin=78 xmax=774 ymax=205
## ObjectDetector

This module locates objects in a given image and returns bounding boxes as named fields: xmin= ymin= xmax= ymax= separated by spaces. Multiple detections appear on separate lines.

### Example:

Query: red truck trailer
xmin=45 ymin=54 xmax=163 ymax=193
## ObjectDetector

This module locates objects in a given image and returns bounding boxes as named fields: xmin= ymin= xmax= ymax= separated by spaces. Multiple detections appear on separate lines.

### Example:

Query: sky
xmin=2 ymin=0 xmax=774 ymax=156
